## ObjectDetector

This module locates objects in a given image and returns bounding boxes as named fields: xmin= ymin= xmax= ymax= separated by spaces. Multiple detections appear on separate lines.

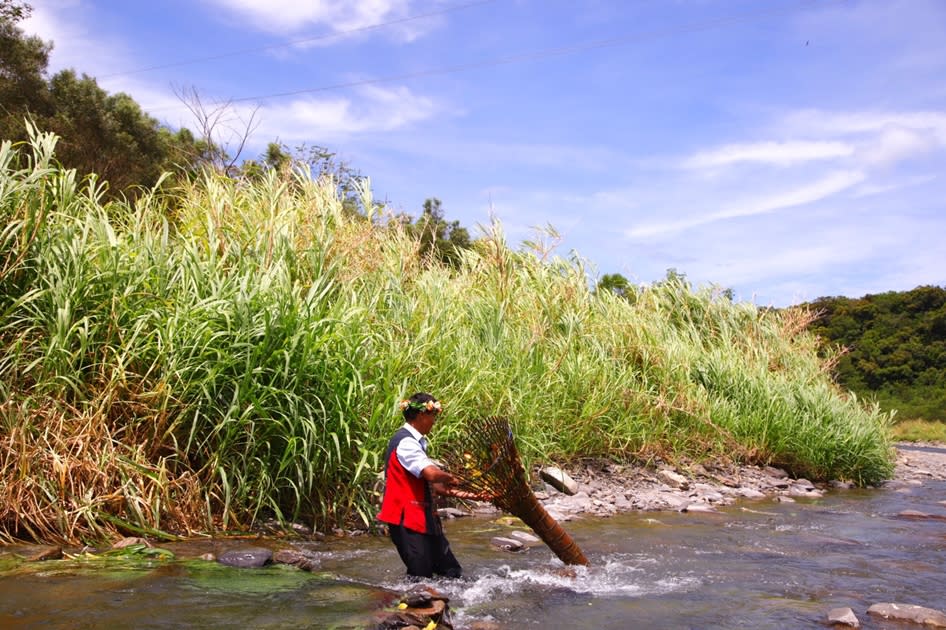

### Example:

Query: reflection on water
xmin=1 ymin=480 xmax=944 ymax=629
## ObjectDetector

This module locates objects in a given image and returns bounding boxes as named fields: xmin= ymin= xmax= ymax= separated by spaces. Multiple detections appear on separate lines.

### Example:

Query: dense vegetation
xmin=1 ymin=2 xmax=209 ymax=196
xmin=804 ymin=287 xmax=946 ymax=422
xmin=0 ymin=129 xmax=893 ymax=544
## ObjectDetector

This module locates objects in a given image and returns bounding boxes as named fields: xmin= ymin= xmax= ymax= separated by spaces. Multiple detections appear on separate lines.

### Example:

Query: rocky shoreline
xmin=449 ymin=441 xmax=946 ymax=523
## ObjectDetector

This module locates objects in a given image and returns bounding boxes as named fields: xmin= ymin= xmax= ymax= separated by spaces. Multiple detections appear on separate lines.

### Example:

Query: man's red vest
xmin=377 ymin=427 xmax=437 ymax=534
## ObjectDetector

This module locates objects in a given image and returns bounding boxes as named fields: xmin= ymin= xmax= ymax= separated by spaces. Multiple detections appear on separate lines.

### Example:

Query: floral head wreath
xmin=399 ymin=399 xmax=442 ymax=413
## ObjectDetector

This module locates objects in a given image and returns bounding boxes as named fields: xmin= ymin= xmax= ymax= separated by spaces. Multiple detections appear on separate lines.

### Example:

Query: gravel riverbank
xmin=456 ymin=442 xmax=946 ymax=522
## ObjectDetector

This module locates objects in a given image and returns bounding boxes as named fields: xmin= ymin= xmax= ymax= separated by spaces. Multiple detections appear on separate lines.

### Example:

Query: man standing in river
xmin=378 ymin=392 xmax=464 ymax=579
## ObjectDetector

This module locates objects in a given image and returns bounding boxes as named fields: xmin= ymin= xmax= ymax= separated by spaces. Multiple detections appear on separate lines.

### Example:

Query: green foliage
xmin=596 ymin=273 xmax=634 ymax=300
xmin=0 ymin=2 xmax=52 ymax=141
xmin=0 ymin=10 xmax=204 ymax=197
xmin=241 ymin=142 xmax=375 ymax=217
xmin=806 ymin=286 xmax=946 ymax=421
xmin=398 ymin=197 xmax=473 ymax=269
xmin=0 ymin=132 xmax=894 ymax=544
xmin=891 ymin=419 xmax=946 ymax=443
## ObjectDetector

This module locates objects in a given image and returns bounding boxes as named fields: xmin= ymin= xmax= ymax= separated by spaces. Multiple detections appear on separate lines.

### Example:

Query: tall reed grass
xmin=0 ymin=129 xmax=894 ymax=543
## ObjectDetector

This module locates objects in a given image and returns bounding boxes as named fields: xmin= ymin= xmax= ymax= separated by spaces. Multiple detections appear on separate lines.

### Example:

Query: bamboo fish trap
xmin=443 ymin=416 xmax=589 ymax=566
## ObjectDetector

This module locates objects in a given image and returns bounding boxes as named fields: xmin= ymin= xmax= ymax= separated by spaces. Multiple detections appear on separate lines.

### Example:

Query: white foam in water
xmin=457 ymin=555 xmax=701 ymax=607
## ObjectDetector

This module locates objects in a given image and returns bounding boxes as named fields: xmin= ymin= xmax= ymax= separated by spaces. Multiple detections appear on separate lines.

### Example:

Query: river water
xmin=2 ymin=475 xmax=944 ymax=628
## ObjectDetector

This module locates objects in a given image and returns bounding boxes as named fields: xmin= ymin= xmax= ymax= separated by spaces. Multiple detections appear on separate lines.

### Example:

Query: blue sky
xmin=22 ymin=0 xmax=946 ymax=306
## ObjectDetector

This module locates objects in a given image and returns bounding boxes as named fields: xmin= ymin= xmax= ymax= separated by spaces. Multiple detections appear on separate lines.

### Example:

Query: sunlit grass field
xmin=0 ymin=129 xmax=894 ymax=544
xmin=891 ymin=419 xmax=946 ymax=443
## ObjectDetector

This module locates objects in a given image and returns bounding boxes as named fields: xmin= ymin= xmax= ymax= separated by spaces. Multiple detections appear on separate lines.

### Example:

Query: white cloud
xmin=202 ymin=0 xmax=429 ymax=40
xmin=625 ymin=170 xmax=865 ymax=239
xmin=682 ymin=140 xmax=854 ymax=169
xmin=782 ymin=110 xmax=946 ymax=143
xmin=860 ymin=126 xmax=938 ymax=166
xmin=23 ymin=0 xmax=128 ymax=75
xmin=252 ymin=85 xmax=437 ymax=142
xmin=852 ymin=173 xmax=938 ymax=198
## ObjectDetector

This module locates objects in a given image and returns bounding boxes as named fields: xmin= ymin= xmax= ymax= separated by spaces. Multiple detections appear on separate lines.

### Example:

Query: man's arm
xmin=421 ymin=464 xmax=456 ymax=486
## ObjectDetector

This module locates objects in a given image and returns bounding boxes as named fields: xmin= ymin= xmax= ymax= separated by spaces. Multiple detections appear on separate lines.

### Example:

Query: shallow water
xmin=2 ymin=479 xmax=944 ymax=629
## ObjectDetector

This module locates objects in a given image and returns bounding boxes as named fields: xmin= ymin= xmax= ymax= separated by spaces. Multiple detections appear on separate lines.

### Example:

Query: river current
xmin=1 ymin=476 xmax=944 ymax=628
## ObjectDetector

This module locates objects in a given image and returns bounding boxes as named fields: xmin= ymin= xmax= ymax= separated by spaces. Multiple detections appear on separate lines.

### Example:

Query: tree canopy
xmin=806 ymin=285 xmax=946 ymax=421
xmin=1 ymin=2 xmax=203 ymax=196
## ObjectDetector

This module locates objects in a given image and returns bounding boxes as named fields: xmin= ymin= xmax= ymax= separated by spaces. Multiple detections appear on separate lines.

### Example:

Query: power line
xmin=98 ymin=0 xmax=499 ymax=79
xmin=198 ymin=0 xmax=832 ymax=108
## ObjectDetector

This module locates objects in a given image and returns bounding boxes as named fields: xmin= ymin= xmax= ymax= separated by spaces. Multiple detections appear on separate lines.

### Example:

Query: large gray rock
xmin=827 ymin=607 xmax=860 ymax=627
xmin=540 ymin=467 xmax=579 ymax=495
xmin=217 ymin=548 xmax=273 ymax=568
xmin=867 ymin=603 xmax=946 ymax=627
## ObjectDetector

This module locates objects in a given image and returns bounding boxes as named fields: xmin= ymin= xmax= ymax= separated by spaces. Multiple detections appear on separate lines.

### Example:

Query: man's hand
xmin=421 ymin=464 xmax=457 ymax=486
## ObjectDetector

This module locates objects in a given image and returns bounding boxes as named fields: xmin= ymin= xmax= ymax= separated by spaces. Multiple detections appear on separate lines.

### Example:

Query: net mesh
xmin=442 ymin=416 xmax=589 ymax=566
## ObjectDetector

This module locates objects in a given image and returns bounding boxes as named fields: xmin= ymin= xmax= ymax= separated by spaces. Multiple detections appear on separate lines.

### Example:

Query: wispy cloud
xmin=253 ymin=85 xmax=437 ymax=143
xmin=23 ymin=0 xmax=127 ymax=75
xmin=625 ymin=170 xmax=865 ymax=239
xmin=682 ymin=140 xmax=854 ymax=169
xmin=782 ymin=110 xmax=946 ymax=143
xmin=201 ymin=0 xmax=432 ymax=41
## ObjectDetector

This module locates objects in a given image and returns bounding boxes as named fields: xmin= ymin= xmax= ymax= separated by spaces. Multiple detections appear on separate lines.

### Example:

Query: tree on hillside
xmin=0 ymin=1 xmax=53 ymax=141
xmin=45 ymin=71 xmax=201 ymax=192
xmin=241 ymin=141 xmax=377 ymax=217
xmin=401 ymin=197 xmax=472 ymax=269
xmin=596 ymin=272 xmax=634 ymax=300
xmin=1 ymin=3 xmax=205 ymax=196
xmin=807 ymin=285 xmax=946 ymax=421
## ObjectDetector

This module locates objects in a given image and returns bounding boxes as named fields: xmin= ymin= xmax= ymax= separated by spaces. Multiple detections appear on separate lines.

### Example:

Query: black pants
xmin=388 ymin=523 xmax=462 ymax=579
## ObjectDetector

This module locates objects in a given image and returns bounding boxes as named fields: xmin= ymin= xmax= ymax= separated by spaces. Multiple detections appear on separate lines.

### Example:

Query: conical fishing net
xmin=442 ymin=416 xmax=588 ymax=566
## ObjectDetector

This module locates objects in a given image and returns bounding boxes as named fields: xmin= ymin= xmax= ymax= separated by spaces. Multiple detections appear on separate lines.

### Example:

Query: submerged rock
xmin=490 ymin=536 xmax=525 ymax=552
xmin=508 ymin=530 xmax=541 ymax=545
xmin=217 ymin=548 xmax=273 ymax=568
xmin=16 ymin=545 xmax=63 ymax=562
xmin=273 ymin=549 xmax=320 ymax=571
xmin=827 ymin=607 xmax=860 ymax=627
xmin=897 ymin=510 xmax=946 ymax=522
xmin=867 ymin=603 xmax=946 ymax=627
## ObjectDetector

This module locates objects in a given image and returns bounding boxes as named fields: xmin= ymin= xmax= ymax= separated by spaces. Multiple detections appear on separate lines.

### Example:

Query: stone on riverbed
xmin=658 ymin=469 xmax=689 ymax=490
xmin=15 ymin=545 xmax=63 ymax=562
xmin=508 ymin=530 xmax=541 ymax=545
xmin=540 ymin=467 xmax=579 ymax=495
xmin=217 ymin=547 xmax=273 ymax=568
xmin=826 ymin=606 xmax=860 ymax=627
xmin=490 ymin=536 xmax=526 ymax=552
xmin=897 ymin=510 xmax=946 ymax=522
xmin=373 ymin=585 xmax=453 ymax=630
xmin=867 ymin=603 xmax=946 ymax=627
xmin=273 ymin=549 xmax=320 ymax=571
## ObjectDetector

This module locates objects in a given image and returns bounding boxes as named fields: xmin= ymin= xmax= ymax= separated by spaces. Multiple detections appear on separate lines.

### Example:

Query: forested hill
xmin=805 ymin=285 xmax=946 ymax=421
